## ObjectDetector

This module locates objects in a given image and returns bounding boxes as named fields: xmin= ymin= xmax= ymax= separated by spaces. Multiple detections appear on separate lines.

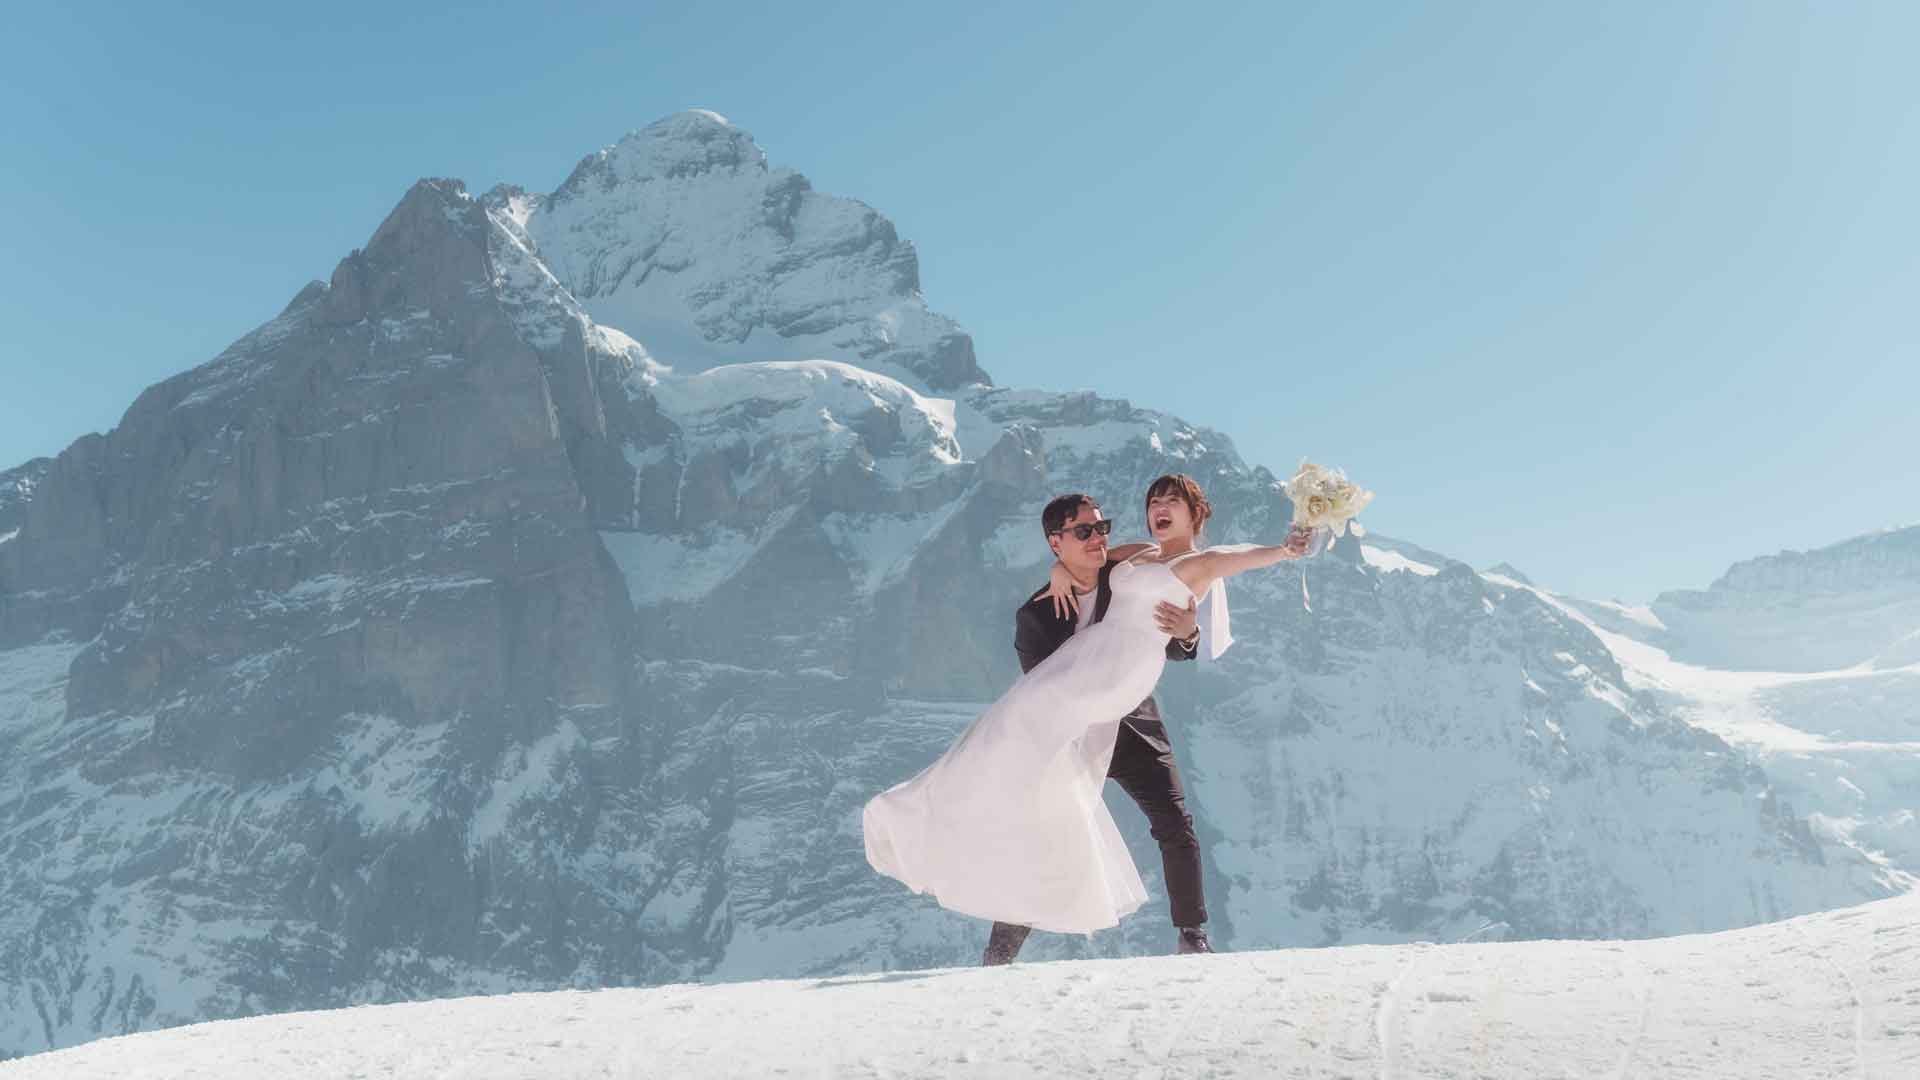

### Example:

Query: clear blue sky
xmin=4 ymin=1 xmax=1914 ymax=601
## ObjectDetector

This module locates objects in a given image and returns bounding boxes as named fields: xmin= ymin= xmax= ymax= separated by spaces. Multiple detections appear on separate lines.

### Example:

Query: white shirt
xmin=1073 ymin=586 xmax=1098 ymax=632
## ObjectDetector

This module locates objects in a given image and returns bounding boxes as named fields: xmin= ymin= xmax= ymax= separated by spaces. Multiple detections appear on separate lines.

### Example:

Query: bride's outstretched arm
xmin=1171 ymin=528 xmax=1314 ymax=597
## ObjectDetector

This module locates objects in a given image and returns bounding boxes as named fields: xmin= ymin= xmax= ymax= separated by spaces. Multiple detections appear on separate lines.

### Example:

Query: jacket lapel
xmin=1091 ymin=559 xmax=1116 ymax=626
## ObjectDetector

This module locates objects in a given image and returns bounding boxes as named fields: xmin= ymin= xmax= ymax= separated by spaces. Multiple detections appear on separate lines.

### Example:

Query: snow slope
xmin=7 ymin=891 xmax=1917 ymax=1079
xmin=1488 ymin=570 xmax=1920 ymax=894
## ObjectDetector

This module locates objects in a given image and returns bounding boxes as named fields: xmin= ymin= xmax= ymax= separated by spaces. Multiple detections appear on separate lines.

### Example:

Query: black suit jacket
xmin=1013 ymin=557 xmax=1195 ymax=751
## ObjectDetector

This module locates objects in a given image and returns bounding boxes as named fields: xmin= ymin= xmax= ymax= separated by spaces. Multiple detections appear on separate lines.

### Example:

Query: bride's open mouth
xmin=1153 ymin=514 xmax=1173 ymax=533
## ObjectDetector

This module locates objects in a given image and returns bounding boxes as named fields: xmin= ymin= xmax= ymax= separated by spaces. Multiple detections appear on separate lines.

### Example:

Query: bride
xmin=863 ymin=473 xmax=1314 ymax=934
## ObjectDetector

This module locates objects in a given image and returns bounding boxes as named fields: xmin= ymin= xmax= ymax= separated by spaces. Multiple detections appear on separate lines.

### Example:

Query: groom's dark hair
xmin=1041 ymin=493 xmax=1101 ymax=537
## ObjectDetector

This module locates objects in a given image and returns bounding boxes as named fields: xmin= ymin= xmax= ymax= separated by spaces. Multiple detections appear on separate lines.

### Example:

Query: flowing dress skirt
xmin=862 ymin=617 xmax=1167 ymax=934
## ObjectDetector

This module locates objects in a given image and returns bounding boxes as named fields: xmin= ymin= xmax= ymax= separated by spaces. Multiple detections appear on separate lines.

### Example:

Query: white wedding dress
xmin=862 ymin=552 xmax=1231 ymax=934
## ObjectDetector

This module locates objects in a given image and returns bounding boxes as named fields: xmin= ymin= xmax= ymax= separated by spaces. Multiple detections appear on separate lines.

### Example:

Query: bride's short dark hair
xmin=1042 ymin=493 xmax=1101 ymax=536
xmin=1145 ymin=474 xmax=1212 ymax=531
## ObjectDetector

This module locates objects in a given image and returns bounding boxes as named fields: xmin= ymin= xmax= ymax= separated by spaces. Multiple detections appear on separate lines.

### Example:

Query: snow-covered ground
xmin=7 ymin=891 xmax=1916 ymax=1079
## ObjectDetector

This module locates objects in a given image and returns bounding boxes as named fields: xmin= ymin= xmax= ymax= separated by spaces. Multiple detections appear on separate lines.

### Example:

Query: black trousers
xmin=988 ymin=717 xmax=1206 ymax=957
xmin=1105 ymin=717 xmax=1208 ymax=929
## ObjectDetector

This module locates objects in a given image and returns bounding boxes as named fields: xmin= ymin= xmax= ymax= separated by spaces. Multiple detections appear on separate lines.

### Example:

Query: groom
xmin=983 ymin=493 xmax=1212 ymax=964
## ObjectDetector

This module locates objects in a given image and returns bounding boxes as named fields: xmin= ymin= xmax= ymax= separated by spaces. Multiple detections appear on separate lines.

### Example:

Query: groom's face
xmin=1049 ymin=504 xmax=1109 ymax=574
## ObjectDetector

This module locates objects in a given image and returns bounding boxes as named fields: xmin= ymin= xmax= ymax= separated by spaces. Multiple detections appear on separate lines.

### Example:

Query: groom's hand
xmin=1155 ymin=598 xmax=1198 ymax=641
xmin=1047 ymin=562 xmax=1079 ymax=620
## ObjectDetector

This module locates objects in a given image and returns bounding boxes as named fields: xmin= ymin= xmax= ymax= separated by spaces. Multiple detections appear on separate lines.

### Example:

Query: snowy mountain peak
xmin=1483 ymin=561 xmax=1532 ymax=585
xmin=530 ymin=112 xmax=986 ymax=390
xmin=310 ymin=177 xmax=496 ymax=329
xmin=478 ymin=183 xmax=540 ymax=228
xmin=559 ymin=109 xmax=765 ymax=194
xmin=373 ymin=177 xmax=482 ymax=240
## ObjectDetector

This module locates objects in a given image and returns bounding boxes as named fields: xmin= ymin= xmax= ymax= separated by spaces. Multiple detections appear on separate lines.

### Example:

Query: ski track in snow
xmin=1373 ymin=945 xmax=1426 ymax=1080
xmin=1470 ymin=944 xmax=1508 ymax=1078
xmin=1148 ymin=962 xmax=1226 ymax=1080
xmin=1789 ymin=919 xmax=1868 ymax=1080
xmin=1606 ymin=946 xmax=1653 ymax=1080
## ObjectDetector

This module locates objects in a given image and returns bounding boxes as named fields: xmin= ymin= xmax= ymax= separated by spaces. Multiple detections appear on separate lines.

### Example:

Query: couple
xmin=862 ymin=473 xmax=1312 ymax=963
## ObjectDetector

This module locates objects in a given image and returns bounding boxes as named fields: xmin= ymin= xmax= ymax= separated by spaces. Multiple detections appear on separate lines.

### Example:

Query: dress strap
xmin=1122 ymin=547 xmax=1207 ymax=575
xmin=1122 ymin=546 xmax=1207 ymax=570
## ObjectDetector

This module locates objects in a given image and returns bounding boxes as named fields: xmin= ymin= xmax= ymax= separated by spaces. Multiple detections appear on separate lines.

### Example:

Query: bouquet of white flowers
xmin=1281 ymin=461 xmax=1374 ymax=611
xmin=1282 ymin=460 xmax=1374 ymax=551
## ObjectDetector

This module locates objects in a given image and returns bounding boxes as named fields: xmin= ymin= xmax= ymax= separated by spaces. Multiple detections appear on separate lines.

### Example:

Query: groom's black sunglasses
xmin=1049 ymin=520 xmax=1113 ymax=542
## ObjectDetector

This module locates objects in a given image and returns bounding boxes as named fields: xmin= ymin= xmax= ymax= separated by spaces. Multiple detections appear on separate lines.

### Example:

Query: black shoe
xmin=1176 ymin=926 xmax=1213 ymax=955
xmin=983 ymin=922 xmax=1032 ymax=966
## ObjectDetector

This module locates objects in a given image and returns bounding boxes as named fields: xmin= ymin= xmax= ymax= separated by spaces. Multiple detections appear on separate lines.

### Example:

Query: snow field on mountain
xmin=643 ymin=359 xmax=963 ymax=473
xmin=7 ymin=892 xmax=1917 ymax=1079
xmin=1485 ymin=572 xmax=1920 ymax=894
xmin=1359 ymin=544 xmax=1440 ymax=577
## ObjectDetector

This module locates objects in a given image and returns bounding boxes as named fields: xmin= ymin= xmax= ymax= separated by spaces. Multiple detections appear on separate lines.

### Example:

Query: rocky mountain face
xmin=0 ymin=460 xmax=49 ymax=544
xmin=0 ymin=179 xmax=650 ymax=1054
xmin=0 ymin=111 xmax=1906 ymax=1057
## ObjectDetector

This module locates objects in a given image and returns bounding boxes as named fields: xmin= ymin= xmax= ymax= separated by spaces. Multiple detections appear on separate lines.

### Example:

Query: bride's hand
xmin=1047 ymin=562 xmax=1079 ymax=620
